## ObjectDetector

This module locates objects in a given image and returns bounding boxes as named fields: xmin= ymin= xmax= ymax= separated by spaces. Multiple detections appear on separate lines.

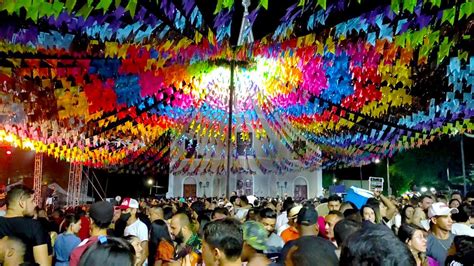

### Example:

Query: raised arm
xmin=374 ymin=190 xmax=397 ymax=220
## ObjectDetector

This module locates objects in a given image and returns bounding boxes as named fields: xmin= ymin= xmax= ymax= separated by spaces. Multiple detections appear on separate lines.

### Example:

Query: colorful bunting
xmin=0 ymin=0 xmax=471 ymax=174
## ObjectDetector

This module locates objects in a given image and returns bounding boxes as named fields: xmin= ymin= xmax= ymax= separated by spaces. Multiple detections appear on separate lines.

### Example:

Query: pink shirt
xmin=318 ymin=216 xmax=327 ymax=238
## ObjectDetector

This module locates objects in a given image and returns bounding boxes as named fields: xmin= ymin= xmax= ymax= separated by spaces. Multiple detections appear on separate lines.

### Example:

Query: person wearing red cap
xmin=119 ymin=198 xmax=149 ymax=266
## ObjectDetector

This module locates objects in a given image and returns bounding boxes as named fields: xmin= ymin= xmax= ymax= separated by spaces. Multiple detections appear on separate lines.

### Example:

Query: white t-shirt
xmin=452 ymin=223 xmax=474 ymax=237
xmin=420 ymin=219 xmax=431 ymax=231
xmin=124 ymin=219 xmax=149 ymax=266
xmin=277 ymin=224 xmax=290 ymax=236
xmin=394 ymin=213 xmax=402 ymax=228
xmin=276 ymin=211 xmax=288 ymax=233
xmin=235 ymin=208 xmax=250 ymax=221
xmin=124 ymin=219 xmax=149 ymax=242
xmin=383 ymin=216 xmax=398 ymax=229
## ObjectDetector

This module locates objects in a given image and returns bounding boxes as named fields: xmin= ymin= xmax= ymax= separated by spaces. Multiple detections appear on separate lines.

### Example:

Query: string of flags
xmin=0 ymin=0 xmax=472 ymax=175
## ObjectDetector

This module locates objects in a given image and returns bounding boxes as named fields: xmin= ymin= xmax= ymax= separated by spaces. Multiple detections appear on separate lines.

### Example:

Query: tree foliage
xmin=388 ymin=136 xmax=463 ymax=195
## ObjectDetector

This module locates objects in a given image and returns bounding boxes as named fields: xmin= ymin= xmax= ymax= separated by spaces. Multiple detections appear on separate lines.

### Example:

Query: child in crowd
xmin=54 ymin=214 xmax=81 ymax=266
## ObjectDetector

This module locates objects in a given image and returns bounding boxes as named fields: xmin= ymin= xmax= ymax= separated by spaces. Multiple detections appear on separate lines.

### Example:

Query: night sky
xmin=0 ymin=145 xmax=167 ymax=199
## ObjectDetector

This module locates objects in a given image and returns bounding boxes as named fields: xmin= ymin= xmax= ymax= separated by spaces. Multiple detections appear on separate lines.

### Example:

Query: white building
xmin=166 ymin=128 xmax=323 ymax=199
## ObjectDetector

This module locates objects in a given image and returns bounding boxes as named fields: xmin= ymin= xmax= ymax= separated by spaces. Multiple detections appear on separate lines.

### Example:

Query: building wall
xmin=167 ymin=161 xmax=323 ymax=198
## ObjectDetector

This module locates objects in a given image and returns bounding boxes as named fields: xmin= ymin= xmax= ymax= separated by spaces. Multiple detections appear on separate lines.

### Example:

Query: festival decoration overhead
xmin=0 ymin=0 xmax=472 ymax=176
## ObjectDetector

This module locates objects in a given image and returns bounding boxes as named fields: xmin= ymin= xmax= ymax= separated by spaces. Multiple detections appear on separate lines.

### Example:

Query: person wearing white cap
xmin=224 ymin=202 xmax=234 ymax=216
xmin=120 ymin=198 xmax=149 ymax=266
xmin=280 ymin=205 xmax=302 ymax=243
xmin=426 ymin=202 xmax=459 ymax=266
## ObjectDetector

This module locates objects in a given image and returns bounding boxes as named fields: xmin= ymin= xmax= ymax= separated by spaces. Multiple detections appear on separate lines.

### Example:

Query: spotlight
xmin=420 ymin=187 xmax=428 ymax=193
xmin=6 ymin=150 xmax=11 ymax=155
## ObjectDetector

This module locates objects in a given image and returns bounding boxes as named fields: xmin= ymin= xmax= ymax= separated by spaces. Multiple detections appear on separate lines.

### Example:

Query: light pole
xmin=374 ymin=158 xmax=391 ymax=195
xmin=386 ymin=157 xmax=391 ymax=195
xmin=225 ymin=0 xmax=255 ymax=198
xmin=147 ymin=179 xmax=153 ymax=195
xmin=460 ymin=134 xmax=467 ymax=195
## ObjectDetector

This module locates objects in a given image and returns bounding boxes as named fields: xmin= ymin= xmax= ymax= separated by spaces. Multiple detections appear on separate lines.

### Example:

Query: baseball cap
xmin=297 ymin=206 xmax=318 ymax=225
xmin=217 ymin=200 xmax=225 ymax=207
xmin=428 ymin=202 xmax=459 ymax=218
xmin=119 ymin=198 xmax=139 ymax=210
xmin=89 ymin=201 xmax=114 ymax=224
xmin=288 ymin=205 xmax=303 ymax=219
xmin=247 ymin=195 xmax=257 ymax=205
xmin=225 ymin=202 xmax=234 ymax=211
xmin=242 ymin=221 xmax=268 ymax=251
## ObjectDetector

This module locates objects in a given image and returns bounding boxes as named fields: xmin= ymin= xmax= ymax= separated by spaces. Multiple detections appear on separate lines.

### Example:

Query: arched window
xmin=294 ymin=177 xmax=308 ymax=200
xmin=236 ymin=177 xmax=253 ymax=196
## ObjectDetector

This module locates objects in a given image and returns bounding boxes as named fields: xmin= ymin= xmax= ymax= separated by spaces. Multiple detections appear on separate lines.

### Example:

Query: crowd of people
xmin=0 ymin=185 xmax=473 ymax=266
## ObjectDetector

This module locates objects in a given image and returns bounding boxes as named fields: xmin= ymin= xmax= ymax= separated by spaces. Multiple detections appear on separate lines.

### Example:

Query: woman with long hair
xmin=149 ymin=219 xmax=175 ymax=266
xmin=401 ymin=205 xmax=416 ymax=224
xmin=398 ymin=223 xmax=437 ymax=266
xmin=360 ymin=204 xmax=382 ymax=224
xmin=391 ymin=204 xmax=416 ymax=234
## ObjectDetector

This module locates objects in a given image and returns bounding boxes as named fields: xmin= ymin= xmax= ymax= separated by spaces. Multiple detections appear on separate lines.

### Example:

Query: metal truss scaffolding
xmin=67 ymin=163 xmax=83 ymax=206
xmin=33 ymin=153 xmax=43 ymax=206
xmin=81 ymin=168 xmax=89 ymax=204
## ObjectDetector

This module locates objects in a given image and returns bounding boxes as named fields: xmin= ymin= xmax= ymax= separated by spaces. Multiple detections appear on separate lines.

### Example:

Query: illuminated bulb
xmin=23 ymin=140 xmax=34 ymax=150
xmin=5 ymin=135 xmax=13 ymax=143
